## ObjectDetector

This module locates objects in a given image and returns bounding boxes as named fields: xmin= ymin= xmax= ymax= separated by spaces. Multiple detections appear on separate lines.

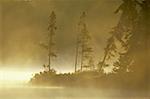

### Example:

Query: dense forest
xmin=30 ymin=0 xmax=150 ymax=91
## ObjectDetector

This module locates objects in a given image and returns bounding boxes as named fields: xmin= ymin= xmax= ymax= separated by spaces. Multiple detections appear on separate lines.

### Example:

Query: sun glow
xmin=0 ymin=69 xmax=33 ymax=85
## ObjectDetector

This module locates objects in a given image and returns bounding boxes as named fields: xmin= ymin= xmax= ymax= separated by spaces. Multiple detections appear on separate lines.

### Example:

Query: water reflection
xmin=0 ymin=85 xmax=148 ymax=99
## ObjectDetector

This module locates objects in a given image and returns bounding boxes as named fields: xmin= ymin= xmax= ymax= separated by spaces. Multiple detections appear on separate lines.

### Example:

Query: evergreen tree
xmin=101 ymin=0 xmax=138 ymax=73
xmin=113 ymin=0 xmax=149 ymax=87
xmin=76 ymin=12 xmax=94 ymax=72
xmin=127 ymin=0 xmax=150 ymax=84
xmin=40 ymin=11 xmax=57 ymax=71
xmin=99 ymin=35 xmax=116 ymax=72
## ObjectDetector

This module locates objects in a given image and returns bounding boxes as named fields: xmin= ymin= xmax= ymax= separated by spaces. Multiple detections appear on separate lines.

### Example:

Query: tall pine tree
xmin=101 ymin=0 xmax=138 ymax=73
xmin=40 ymin=11 xmax=57 ymax=71
xmin=75 ymin=12 xmax=94 ymax=72
xmin=126 ymin=0 xmax=150 ymax=86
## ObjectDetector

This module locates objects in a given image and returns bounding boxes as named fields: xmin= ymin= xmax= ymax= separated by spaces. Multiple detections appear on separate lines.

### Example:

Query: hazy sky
xmin=0 ymin=0 xmax=121 ymax=72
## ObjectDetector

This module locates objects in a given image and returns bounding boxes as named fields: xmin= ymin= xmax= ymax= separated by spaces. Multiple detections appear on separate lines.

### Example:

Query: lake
xmin=0 ymin=85 xmax=149 ymax=99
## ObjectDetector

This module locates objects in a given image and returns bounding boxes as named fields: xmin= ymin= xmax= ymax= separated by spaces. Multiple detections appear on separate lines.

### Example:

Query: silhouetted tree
xmin=126 ymin=0 xmax=150 ymax=84
xmin=40 ymin=11 xmax=57 ymax=71
xmin=101 ymin=0 xmax=138 ymax=73
xmin=99 ymin=35 xmax=116 ymax=72
xmin=112 ymin=0 xmax=150 ymax=88
xmin=76 ymin=12 xmax=94 ymax=72
xmin=47 ymin=11 xmax=57 ymax=71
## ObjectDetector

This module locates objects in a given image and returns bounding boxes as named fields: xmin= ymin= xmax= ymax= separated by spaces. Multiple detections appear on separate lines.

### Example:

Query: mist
xmin=0 ymin=0 xmax=121 ymax=72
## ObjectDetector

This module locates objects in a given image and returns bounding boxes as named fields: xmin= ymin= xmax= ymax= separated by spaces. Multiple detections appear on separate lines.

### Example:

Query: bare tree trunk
xmin=75 ymin=39 xmax=79 ymax=73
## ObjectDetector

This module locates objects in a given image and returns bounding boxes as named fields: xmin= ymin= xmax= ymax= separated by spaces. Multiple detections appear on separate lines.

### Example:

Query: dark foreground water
xmin=0 ymin=85 xmax=149 ymax=99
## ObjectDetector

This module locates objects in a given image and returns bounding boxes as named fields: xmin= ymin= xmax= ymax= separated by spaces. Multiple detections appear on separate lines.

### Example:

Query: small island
xmin=30 ymin=0 xmax=149 ymax=91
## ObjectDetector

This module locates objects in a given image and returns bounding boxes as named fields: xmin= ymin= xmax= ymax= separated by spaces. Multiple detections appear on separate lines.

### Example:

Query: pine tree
xmin=113 ymin=0 xmax=150 ymax=87
xmin=75 ymin=12 xmax=94 ymax=72
xmin=40 ymin=11 xmax=57 ymax=71
xmin=47 ymin=11 xmax=57 ymax=71
xmin=100 ymin=0 xmax=138 ymax=73
xmin=99 ymin=35 xmax=116 ymax=72
xmin=127 ymin=0 xmax=150 ymax=83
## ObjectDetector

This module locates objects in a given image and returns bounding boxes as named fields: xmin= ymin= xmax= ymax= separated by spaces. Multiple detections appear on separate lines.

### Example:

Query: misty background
xmin=0 ymin=0 xmax=121 ymax=73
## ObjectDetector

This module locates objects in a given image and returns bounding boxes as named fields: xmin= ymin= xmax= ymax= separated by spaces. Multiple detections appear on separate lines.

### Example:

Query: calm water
xmin=0 ymin=85 xmax=149 ymax=99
